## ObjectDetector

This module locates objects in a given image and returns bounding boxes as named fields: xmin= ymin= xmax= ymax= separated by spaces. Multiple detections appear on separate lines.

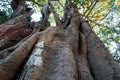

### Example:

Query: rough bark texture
xmin=0 ymin=23 xmax=32 ymax=51
xmin=81 ymin=21 xmax=120 ymax=80
xmin=76 ymin=32 xmax=94 ymax=80
xmin=11 ymin=0 xmax=26 ymax=18
xmin=0 ymin=1 xmax=120 ymax=80
xmin=0 ymin=32 xmax=38 ymax=80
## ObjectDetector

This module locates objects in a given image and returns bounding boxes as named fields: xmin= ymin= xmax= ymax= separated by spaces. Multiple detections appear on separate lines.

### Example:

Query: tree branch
xmin=84 ymin=0 xmax=96 ymax=16
xmin=41 ymin=4 xmax=51 ymax=27
xmin=58 ymin=1 xmax=64 ymax=8
xmin=85 ymin=0 xmax=98 ymax=19
xmin=48 ymin=1 xmax=61 ymax=26
xmin=32 ymin=1 xmax=43 ymax=7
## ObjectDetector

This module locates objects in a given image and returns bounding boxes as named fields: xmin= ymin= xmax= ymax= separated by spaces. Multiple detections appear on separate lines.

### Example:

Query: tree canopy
xmin=0 ymin=0 xmax=120 ymax=63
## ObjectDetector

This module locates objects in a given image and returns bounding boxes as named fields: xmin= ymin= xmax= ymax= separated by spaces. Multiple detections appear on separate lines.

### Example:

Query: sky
xmin=31 ymin=12 xmax=42 ymax=22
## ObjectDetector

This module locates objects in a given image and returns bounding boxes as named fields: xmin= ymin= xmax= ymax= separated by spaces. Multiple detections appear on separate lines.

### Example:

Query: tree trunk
xmin=0 ymin=1 xmax=120 ymax=80
xmin=0 ymin=22 xmax=32 ymax=51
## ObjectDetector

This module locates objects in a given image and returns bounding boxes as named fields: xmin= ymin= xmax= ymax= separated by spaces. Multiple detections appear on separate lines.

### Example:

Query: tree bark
xmin=0 ymin=22 xmax=32 ymax=51
xmin=0 ymin=32 xmax=38 ymax=80
xmin=81 ymin=21 xmax=120 ymax=80
xmin=0 ymin=1 xmax=120 ymax=80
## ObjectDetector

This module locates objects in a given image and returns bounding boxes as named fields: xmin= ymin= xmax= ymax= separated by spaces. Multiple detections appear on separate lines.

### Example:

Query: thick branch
xmin=81 ymin=21 xmax=120 ymax=80
xmin=6 ymin=11 xmax=33 ymax=25
xmin=49 ymin=1 xmax=61 ymax=26
xmin=76 ymin=32 xmax=94 ymax=80
xmin=0 ymin=27 xmax=59 ymax=80
xmin=0 ymin=23 xmax=32 ymax=51
xmin=11 ymin=0 xmax=27 ymax=18
xmin=0 ymin=32 xmax=39 ymax=80
xmin=17 ymin=27 xmax=59 ymax=80
xmin=41 ymin=4 xmax=51 ymax=27
xmin=65 ymin=10 xmax=80 ymax=55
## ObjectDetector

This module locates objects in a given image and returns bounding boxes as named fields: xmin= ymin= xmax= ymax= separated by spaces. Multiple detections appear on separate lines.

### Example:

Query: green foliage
xmin=67 ymin=0 xmax=120 ymax=62
xmin=0 ymin=0 xmax=12 ymax=24
xmin=0 ymin=11 xmax=8 ymax=24
xmin=91 ymin=0 xmax=120 ymax=62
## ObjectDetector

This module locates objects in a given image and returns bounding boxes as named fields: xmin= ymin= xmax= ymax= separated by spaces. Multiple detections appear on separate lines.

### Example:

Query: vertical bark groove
xmin=81 ymin=21 xmax=120 ymax=80
xmin=76 ymin=32 xmax=94 ymax=80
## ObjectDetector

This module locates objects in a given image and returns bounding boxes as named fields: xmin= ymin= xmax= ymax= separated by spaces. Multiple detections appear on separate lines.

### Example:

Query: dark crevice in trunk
xmin=81 ymin=21 xmax=118 ymax=80
xmin=86 ymin=51 xmax=95 ymax=80
xmin=79 ymin=21 xmax=95 ymax=80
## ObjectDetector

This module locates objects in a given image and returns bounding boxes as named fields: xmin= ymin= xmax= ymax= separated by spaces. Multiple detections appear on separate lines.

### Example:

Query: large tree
xmin=0 ymin=0 xmax=120 ymax=80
